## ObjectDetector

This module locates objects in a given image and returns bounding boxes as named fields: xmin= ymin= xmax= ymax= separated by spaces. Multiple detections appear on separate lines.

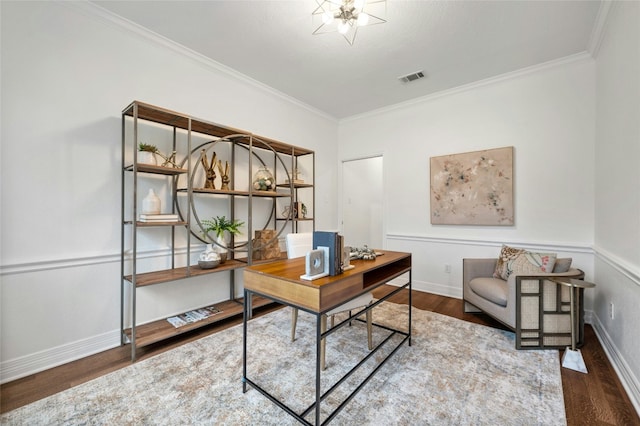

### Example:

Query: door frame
xmin=339 ymin=154 xmax=385 ymax=249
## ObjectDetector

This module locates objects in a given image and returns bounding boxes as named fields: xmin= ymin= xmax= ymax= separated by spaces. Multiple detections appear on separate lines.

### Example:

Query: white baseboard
xmin=387 ymin=277 xmax=461 ymax=299
xmin=590 ymin=313 xmax=640 ymax=416
xmin=413 ymin=280 xmax=461 ymax=299
xmin=1 ymin=330 xmax=121 ymax=384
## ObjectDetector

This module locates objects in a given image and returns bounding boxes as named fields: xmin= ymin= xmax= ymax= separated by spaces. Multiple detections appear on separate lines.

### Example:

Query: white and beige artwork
xmin=430 ymin=146 xmax=514 ymax=225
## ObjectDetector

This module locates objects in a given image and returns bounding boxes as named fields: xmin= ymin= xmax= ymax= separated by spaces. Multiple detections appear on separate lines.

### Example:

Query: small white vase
xmin=141 ymin=189 xmax=161 ymax=214
xmin=138 ymin=151 xmax=157 ymax=166
xmin=214 ymin=234 xmax=228 ymax=263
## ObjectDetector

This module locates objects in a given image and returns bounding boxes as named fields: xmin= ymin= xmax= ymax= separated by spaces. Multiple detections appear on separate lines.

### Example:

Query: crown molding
xmin=341 ymin=52 xmax=594 ymax=123
xmin=587 ymin=0 xmax=615 ymax=58
xmin=65 ymin=1 xmax=337 ymax=122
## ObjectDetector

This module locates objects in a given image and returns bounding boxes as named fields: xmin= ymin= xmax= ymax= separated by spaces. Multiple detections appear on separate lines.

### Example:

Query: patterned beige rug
xmin=1 ymin=302 xmax=566 ymax=425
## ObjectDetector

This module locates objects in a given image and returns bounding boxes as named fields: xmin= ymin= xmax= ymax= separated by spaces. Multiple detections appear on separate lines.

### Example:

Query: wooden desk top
xmin=244 ymin=250 xmax=411 ymax=313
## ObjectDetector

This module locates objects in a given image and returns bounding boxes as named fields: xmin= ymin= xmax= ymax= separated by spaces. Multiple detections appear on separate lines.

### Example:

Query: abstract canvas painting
xmin=430 ymin=146 xmax=514 ymax=225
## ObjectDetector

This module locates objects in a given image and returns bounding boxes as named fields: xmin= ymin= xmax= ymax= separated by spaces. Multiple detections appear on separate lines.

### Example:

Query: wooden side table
xmin=551 ymin=278 xmax=596 ymax=373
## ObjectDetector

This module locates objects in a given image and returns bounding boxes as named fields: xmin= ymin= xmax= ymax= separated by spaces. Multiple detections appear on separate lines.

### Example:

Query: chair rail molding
xmin=0 ymin=245 xmax=202 ymax=276
xmin=592 ymin=244 xmax=640 ymax=286
xmin=386 ymin=233 xmax=593 ymax=253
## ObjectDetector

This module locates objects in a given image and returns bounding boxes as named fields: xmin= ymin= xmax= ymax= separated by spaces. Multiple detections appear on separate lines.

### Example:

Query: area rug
xmin=1 ymin=302 xmax=566 ymax=425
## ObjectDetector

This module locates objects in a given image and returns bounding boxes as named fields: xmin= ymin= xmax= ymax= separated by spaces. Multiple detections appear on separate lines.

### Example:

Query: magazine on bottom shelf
xmin=166 ymin=305 xmax=222 ymax=328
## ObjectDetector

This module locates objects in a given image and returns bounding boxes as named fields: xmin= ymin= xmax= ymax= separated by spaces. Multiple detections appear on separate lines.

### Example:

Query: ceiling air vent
xmin=399 ymin=71 xmax=425 ymax=83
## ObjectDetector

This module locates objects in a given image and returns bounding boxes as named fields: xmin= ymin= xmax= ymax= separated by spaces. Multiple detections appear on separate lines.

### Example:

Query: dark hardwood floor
xmin=2 ymin=288 xmax=639 ymax=425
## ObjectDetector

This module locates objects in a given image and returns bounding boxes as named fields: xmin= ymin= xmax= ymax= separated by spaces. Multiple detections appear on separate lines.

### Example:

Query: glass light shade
xmin=312 ymin=0 xmax=386 ymax=46
xmin=322 ymin=11 xmax=334 ymax=24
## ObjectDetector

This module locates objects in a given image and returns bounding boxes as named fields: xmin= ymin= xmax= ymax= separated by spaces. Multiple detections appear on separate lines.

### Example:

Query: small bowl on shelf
xmin=198 ymin=259 xmax=220 ymax=269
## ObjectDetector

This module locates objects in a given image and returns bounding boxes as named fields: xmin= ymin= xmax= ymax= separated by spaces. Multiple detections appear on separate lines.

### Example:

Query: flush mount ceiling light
xmin=312 ymin=0 xmax=387 ymax=46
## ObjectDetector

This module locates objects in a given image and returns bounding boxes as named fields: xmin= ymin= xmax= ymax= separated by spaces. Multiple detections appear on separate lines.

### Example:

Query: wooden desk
xmin=242 ymin=250 xmax=412 ymax=425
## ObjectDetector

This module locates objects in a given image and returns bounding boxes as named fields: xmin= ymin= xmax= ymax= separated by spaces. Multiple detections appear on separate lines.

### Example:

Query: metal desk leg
xmin=409 ymin=270 xmax=412 ymax=346
xmin=242 ymin=289 xmax=249 ymax=393
xmin=315 ymin=312 xmax=322 ymax=425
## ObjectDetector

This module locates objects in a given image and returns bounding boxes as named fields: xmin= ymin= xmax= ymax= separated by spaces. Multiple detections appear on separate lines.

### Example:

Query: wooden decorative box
xmin=252 ymin=230 xmax=280 ymax=260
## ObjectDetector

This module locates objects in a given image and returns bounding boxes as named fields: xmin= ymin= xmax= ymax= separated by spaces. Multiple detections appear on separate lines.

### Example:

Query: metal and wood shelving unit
xmin=275 ymin=153 xmax=315 ymax=233
xmin=120 ymin=101 xmax=314 ymax=360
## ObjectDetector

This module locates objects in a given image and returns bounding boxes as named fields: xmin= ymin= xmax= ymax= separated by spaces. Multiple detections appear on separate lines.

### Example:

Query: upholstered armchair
xmin=463 ymin=256 xmax=585 ymax=349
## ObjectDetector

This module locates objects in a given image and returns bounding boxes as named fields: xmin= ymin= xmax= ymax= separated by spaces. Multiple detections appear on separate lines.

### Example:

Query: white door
xmin=341 ymin=156 xmax=383 ymax=249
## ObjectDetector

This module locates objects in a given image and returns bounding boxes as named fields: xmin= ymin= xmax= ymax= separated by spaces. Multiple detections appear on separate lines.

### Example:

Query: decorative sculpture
xmin=200 ymin=149 xmax=217 ymax=189
xmin=286 ymin=168 xmax=303 ymax=184
xmin=159 ymin=150 xmax=178 ymax=168
xmin=217 ymin=160 xmax=230 ymax=191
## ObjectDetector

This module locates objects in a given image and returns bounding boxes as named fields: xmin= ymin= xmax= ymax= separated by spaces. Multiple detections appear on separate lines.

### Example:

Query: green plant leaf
xmin=138 ymin=142 xmax=158 ymax=153
xmin=202 ymin=215 xmax=244 ymax=238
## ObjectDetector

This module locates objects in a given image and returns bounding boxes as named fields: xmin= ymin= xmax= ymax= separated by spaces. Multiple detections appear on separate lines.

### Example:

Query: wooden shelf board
xmin=135 ymin=221 xmax=188 ymax=227
xmin=276 ymin=217 xmax=314 ymax=221
xmin=276 ymin=183 xmax=314 ymax=189
xmin=124 ymin=164 xmax=188 ymax=175
xmin=124 ymin=260 xmax=248 ymax=287
xmin=123 ymin=101 xmax=314 ymax=156
xmin=123 ymin=296 xmax=276 ymax=348
xmin=186 ymin=188 xmax=291 ymax=198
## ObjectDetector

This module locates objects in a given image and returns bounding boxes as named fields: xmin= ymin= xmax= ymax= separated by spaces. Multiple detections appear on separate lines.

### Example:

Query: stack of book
xmin=313 ymin=231 xmax=344 ymax=276
xmin=138 ymin=213 xmax=180 ymax=223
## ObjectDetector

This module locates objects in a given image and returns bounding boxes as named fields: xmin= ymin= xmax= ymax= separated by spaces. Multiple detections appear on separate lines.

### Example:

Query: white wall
xmin=338 ymin=5 xmax=640 ymax=410
xmin=0 ymin=1 xmax=338 ymax=382
xmin=592 ymin=1 xmax=640 ymax=413
xmin=339 ymin=56 xmax=596 ymax=296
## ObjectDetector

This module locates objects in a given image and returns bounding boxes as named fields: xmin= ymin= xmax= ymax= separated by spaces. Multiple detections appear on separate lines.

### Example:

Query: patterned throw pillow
xmin=494 ymin=245 xmax=557 ymax=280
xmin=494 ymin=245 xmax=525 ymax=279
xmin=507 ymin=251 xmax=557 ymax=278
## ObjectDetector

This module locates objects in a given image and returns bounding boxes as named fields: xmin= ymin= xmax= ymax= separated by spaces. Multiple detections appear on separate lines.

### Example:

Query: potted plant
xmin=201 ymin=215 xmax=244 ymax=262
xmin=138 ymin=142 xmax=159 ymax=165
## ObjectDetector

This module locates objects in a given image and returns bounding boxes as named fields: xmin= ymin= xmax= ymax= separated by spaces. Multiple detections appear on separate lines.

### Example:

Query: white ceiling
xmin=92 ymin=0 xmax=603 ymax=119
